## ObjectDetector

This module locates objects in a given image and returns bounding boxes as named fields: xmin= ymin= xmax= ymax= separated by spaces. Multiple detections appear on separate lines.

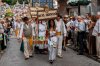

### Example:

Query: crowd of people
xmin=0 ymin=18 xmax=12 ymax=53
xmin=0 ymin=12 xmax=100 ymax=64
xmin=63 ymin=12 xmax=100 ymax=59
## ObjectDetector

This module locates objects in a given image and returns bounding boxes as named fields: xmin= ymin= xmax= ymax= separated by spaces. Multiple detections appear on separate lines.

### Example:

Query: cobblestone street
xmin=0 ymin=36 xmax=100 ymax=66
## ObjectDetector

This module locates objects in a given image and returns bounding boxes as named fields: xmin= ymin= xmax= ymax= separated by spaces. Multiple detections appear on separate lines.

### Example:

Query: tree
xmin=3 ymin=0 xmax=17 ymax=5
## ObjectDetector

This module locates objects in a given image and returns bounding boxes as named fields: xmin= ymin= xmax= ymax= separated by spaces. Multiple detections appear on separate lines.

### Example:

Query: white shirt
xmin=84 ymin=19 xmax=91 ymax=24
xmin=84 ymin=19 xmax=91 ymax=32
xmin=92 ymin=19 xmax=100 ymax=36
xmin=48 ymin=31 xmax=57 ymax=46
xmin=66 ymin=21 xmax=71 ymax=27
xmin=0 ymin=23 xmax=4 ymax=33
xmin=72 ymin=20 xmax=79 ymax=27
xmin=14 ymin=21 xmax=21 ymax=30
xmin=31 ymin=22 xmax=36 ymax=36
xmin=17 ymin=22 xmax=21 ymax=29
xmin=13 ymin=21 xmax=17 ymax=29
xmin=55 ymin=19 xmax=67 ymax=36
xmin=39 ymin=23 xmax=46 ymax=37
xmin=56 ymin=20 xmax=61 ymax=32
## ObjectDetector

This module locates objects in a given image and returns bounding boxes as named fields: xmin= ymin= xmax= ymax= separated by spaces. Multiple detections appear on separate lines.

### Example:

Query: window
xmin=32 ymin=0 xmax=53 ymax=8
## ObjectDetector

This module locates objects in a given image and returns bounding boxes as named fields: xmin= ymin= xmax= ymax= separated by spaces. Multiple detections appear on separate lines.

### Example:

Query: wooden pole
xmin=78 ymin=3 xmax=80 ymax=15
xmin=36 ymin=7 xmax=39 ymax=40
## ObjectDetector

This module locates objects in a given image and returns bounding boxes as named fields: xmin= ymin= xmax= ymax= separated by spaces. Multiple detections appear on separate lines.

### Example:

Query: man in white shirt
xmin=62 ymin=15 xmax=69 ymax=51
xmin=14 ymin=18 xmax=22 ymax=38
xmin=70 ymin=17 xmax=79 ymax=49
xmin=92 ymin=12 xmax=100 ymax=58
xmin=55 ymin=15 xmax=67 ymax=58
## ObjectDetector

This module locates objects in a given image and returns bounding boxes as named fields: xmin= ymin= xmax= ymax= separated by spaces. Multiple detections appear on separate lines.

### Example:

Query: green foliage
xmin=3 ymin=0 xmax=17 ymax=5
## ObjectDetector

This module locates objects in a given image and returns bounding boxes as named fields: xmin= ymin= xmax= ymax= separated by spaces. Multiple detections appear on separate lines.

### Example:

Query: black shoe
xmin=49 ymin=60 xmax=53 ymax=64
xmin=25 ymin=58 xmax=29 ymax=60
xmin=30 ymin=55 xmax=33 ymax=57
xmin=63 ymin=47 xmax=66 ymax=51
xmin=77 ymin=53 xmax=84 ymax=55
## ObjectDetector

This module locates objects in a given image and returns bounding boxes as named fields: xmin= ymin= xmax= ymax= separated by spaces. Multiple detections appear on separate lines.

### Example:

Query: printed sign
xmin=30 ymin=7 xmax=57 ymax=20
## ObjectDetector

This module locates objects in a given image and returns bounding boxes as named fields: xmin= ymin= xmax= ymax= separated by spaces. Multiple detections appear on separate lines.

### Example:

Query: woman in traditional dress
xmin=48 ymin=19 xmax=57 ymax=64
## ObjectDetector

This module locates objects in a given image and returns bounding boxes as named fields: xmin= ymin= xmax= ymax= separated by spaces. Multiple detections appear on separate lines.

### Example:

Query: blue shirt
xmin=78 ymin=22 xmax=86 ymax=31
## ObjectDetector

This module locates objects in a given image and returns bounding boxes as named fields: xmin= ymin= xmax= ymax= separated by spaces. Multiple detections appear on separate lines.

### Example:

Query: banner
xmin=30 ymin=7 xmax=57 ymax=20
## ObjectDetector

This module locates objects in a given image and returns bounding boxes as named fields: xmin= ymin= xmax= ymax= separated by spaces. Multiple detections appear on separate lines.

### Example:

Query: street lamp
xmin=77 ymin=0 xmax=80 ymax=15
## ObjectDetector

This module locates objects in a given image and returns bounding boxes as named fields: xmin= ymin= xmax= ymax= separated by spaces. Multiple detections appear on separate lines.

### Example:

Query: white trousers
xmin=57 ymin=36 xmax=63 ymax=56
xmin=23 ymin=38 xmax=33 ymax=58
xmin=96 ymin=36 xmax=100 ymax=58
xmin=48 ymin=45 xmax=56 ymax=60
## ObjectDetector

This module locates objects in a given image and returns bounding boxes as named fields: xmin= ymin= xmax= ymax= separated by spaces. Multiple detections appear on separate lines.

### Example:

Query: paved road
xmin=0 ymin=36 xmax=100 ymax=66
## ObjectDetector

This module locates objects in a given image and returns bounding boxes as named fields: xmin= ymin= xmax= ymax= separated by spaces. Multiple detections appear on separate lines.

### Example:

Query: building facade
xmin=66 ymin=0 xmax=100 ymax=15
xmin=58 ymin=0 xmax=100 ymax=16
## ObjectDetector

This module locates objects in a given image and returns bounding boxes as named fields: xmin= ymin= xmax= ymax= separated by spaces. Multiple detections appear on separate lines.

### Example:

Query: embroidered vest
xmin=23 ymin=24 xmax=32 ymax=38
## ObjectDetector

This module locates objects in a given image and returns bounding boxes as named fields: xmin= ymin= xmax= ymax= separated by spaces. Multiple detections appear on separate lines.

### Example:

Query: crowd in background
xmin=62 ymin=12 xmax=100 ymax=58
xmin=0 ymin=18 xmax=13 ymax=53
